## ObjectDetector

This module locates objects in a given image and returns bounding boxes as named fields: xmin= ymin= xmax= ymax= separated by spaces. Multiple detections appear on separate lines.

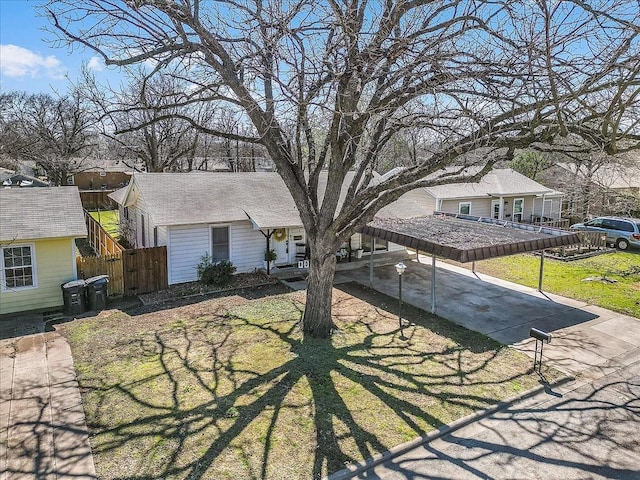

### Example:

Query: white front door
xmin=272 ymin=229 xmax=289 ymax=265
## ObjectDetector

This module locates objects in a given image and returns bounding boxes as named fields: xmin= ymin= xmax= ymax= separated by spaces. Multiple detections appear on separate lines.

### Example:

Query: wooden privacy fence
xmin=85 ymin=209 xmax=124 ymax=256
xmin=76 ymin=246 xmax=168 ymax=297
xmin=77 ymin=253 xmax=124 ymax=296
xmin=80 ymin=191 xmax=118 ymax=210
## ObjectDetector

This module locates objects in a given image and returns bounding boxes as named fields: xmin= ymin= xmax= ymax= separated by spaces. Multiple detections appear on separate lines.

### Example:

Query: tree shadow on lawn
xmin=73 ymin=285 xmax=538 ymax=480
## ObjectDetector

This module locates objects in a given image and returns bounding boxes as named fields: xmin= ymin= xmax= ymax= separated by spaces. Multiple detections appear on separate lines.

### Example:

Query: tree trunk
xmin=303 ymin=237 xmax=338 ymax=338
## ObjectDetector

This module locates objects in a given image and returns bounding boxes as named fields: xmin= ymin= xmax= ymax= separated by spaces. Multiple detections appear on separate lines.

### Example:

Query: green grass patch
xmin=467 ymin=252 xmax=640 ymax=318
xmin=89 ymin=210 xmax=119 ymax=239
xmin=62 ymin=287 xmax=554 ymax=479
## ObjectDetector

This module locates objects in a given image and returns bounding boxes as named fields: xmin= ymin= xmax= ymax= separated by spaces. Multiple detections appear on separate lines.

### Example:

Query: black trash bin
xmin=85 ymin=275 xmax=109 ymax=311
xmin=61 ymin=280 xmax=87 ymax=316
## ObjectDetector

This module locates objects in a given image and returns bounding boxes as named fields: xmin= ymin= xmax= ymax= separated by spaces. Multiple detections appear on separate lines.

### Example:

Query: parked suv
xmin=570 ymin=217 xmax=640 ymax=250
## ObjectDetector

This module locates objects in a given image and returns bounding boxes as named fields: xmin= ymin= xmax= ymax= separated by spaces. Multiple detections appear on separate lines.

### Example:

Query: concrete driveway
xmin=332 ymin=255 xmax=640 ymax=480
xmin=336 ymin=256 xmax=640 ymax=378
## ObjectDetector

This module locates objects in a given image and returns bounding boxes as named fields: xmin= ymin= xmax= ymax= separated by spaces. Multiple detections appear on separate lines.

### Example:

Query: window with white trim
xmin=458 ymin=202 xmax=471 ymax=215
xmin=1 ymin=245 xmax=36 ymax=289
xmin=211 ymin=226 xmax=230 ymax=261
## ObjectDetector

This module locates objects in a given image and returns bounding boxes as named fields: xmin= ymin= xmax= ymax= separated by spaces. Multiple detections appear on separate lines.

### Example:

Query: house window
xmin=1 ymin=245 xmax=36 ymax=290
xmin=491 ymin=200 xmax=500 ymax=219
xmin=543 ymin=199 xmax=553 ymax=220
xmin=513 ymin=198 xmax=524 ymax=222
xmin=361 ymin=234 xmax=388 ymax=253
xmin=458 ymin=202 xmax=471 ymax=215
xmin=211 ymin=226 xmax=230 ymax=261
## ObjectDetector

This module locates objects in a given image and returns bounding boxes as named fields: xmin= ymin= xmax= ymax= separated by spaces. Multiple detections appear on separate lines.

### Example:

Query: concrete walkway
xmin=336 ymin=255 xmax=640 ymax=379
xmin=0 ymin=316 xmax=96 ymax=480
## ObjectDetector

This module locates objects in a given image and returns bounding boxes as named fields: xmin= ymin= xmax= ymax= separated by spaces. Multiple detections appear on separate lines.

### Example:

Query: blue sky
xmin=0 ymin=0 xmax=118 ymax=94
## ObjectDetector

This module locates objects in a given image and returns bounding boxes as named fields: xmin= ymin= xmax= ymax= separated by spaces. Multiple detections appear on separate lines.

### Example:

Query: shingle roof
xmin=362 ymin=214 xmax=579 ymax=262
xmin=0 ymin=187 xmax=87 ymax=241
xmin=423 ymin=168 xmax=556 ymax=199
xmin=112 ymin=172 xmax=437 ymax=228
xmin=119 ymin=172 xmax=303 ymax=227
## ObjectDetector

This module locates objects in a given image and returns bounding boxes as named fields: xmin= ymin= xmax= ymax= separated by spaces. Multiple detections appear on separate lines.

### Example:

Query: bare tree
xmin=81 ymin=70 xmax=219 ymax=172
xmin=0 ymin=90 xmax=97 ymax=185
xmin=47 ymin=0 xmax=640 ymax=337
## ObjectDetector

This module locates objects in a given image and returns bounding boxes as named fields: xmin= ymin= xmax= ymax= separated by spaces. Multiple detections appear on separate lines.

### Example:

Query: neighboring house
xmin=412 ymin=167 xmax=564 ymax=222
xmin=0 ymin=187 xmax=87 ymax=315
xmin=109 ymin=172 xmax=426 ymax=285
xmin=69 ymin=160 xmax=134 ymax=191
xmin=0 ymin=168 xmax=49 ymax=188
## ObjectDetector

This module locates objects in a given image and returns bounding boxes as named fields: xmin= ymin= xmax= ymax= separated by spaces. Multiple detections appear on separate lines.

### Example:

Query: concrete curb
xmin=326 ymin=375 xmax=575 ymax=480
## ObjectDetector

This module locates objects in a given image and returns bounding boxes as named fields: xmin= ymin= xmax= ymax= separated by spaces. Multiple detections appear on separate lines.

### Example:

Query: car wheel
xmin=616 ymin=238 xmax=629 ymax=250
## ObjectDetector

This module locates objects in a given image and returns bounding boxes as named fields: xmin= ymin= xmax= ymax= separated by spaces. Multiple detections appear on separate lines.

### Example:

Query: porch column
xmin=540 ymin=193 xmax=546 ymax=222
xmin=260 ymin=229 xmax=274 ymax=275
xmin=431 ymin=254 xmax=436 ymax=313
xmin=266 ymin=229 xmax=271 ymax=275
xmin=499 ymin=197 xmax=505 ymax=220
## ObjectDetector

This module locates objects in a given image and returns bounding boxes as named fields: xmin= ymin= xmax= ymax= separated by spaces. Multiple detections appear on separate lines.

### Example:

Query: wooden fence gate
xmin=122 ymin=247 xmax=168 ymax=296
xmin=77 ymin=253 xmax=125 ymax=295
xmin=77 ymin=246 xmax=167 ymax=297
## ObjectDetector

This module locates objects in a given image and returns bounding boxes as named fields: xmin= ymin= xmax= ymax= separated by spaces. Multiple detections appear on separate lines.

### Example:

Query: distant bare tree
xmin=81 ymin=70 xmax=219 ymax=172
xmin=48 ymin=0 xmax=640 ymax=337
xmin=0 ymin=90 xmax=97 ymax=185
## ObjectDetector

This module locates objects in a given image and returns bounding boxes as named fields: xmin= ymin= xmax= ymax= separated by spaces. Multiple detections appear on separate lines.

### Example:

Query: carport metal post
xmin=369 ymin=244 xmax=374 ymax=287
xmin=431 ymin=254 xmax=436 ymax=313
xmin=538 ymin=249 xmax=545 ymax=292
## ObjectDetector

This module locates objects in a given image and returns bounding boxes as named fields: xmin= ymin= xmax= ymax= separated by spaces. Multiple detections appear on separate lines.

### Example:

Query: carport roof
xmin=362 ymin=213 xmax=580 ymax=263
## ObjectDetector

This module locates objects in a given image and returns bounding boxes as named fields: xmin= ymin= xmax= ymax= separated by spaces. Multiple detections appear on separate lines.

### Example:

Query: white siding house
xmin=109 ymin=172 xmax=431 ymax=285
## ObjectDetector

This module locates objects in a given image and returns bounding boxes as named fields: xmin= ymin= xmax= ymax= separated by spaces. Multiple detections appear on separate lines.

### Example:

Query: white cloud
xmin=87 ymin=56 xmax=105 ymax=71
xmin=0 ymin=44 xmax=65 ymax=79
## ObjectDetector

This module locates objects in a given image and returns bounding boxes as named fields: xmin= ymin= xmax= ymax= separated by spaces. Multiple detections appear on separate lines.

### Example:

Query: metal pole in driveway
xmin=369 ymin=247 xmax=374 ymax=287
xmin=431 ymin=254 xmax=436 ymax=313
xmin=538 ymin=249 xmax=545 ymax=292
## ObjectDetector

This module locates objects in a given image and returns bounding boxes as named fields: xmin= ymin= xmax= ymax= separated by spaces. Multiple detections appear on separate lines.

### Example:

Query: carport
xmin=361 ymin=213 xmax=580 ymax=313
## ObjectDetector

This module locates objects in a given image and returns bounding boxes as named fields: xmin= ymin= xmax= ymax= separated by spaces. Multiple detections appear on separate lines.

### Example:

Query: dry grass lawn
xmin=62 ymin=283 xmax=554 ymax=479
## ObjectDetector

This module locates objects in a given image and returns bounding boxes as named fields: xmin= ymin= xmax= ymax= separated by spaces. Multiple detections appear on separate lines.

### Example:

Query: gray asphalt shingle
xmin=0 ymin=187 xmax=87 ymax=241
xmin=112 ymin=172 xmax=436 ymax=227
xmin=424 ymin=168 xmax=555 ymax=199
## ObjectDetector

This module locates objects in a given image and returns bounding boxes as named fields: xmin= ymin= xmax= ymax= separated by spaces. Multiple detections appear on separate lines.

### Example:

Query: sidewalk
xmin=0 ymin=316 xmax=96 ymax=480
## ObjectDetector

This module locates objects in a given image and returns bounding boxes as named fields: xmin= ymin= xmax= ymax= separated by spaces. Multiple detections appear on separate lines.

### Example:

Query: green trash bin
xmin=85 ymin=275 xmax=109 ymax=311
xmin=61 ymin=280 xmax=87 ymax=316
